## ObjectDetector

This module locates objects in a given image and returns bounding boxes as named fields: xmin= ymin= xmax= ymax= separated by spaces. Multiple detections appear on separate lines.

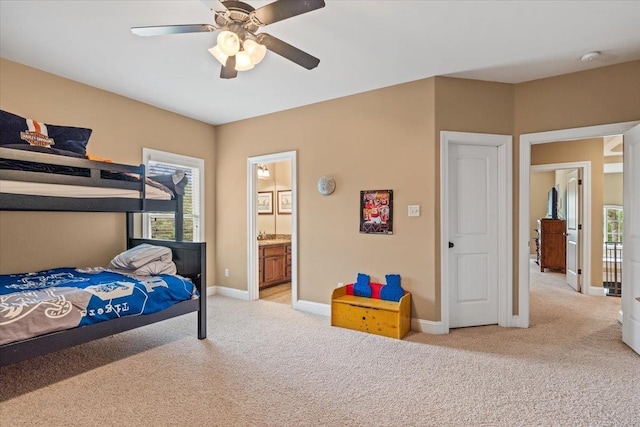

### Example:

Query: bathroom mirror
xmin=257 ymin=160 xmax=292 ymax=238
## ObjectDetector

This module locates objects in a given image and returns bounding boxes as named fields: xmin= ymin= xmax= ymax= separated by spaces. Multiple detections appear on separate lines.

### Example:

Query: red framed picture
xmin=360 ymin=189 xmax=393 ymax=234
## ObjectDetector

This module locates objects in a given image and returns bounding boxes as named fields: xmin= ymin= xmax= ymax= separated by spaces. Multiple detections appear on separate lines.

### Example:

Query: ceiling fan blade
xmin=252 ymin=0 xmax=325 ymax=26
xmin=220 ymin=56 xmax=238 ymax=79
xmin=257 ymin=33 xmax=320 ymax=70
xmin=200 ymin=0 xmax=227 ymax=13
xmin=131 ymin=24 xmax=218 ymax=37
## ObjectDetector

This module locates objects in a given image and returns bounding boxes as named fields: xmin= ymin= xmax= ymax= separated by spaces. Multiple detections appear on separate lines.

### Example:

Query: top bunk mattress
xmin=0 ymin=180 xmax=173 ymax=200
xmin=0 ymin=147 xmax=182 ymax=202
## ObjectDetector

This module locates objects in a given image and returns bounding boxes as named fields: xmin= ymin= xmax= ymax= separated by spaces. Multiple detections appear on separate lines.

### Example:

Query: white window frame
xmin=603 ymin=205 xmax=623 ymax=244
xmin=142 ymin=148 xmax=205 ymax=241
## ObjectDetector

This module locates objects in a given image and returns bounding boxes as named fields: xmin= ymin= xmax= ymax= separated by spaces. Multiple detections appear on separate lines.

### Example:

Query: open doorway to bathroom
xmin=257 ymin=160 xmax=292 ymax=304
xmin=247 ymin=151 xmax=297 ymax=307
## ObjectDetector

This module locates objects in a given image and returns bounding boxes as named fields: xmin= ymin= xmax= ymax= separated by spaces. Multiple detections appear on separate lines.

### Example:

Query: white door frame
xmin=440 ymin=131 xmax=513 ymax=333
xmin=530 ymin=162 xmax=592 ymax=295
xmin=247 ymin=151 xmax=297 ymax=305
xmin=518 ymin=121 xmax=640 ymax=328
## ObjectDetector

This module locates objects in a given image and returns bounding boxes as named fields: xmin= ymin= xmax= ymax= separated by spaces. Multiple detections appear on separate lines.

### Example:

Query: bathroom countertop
xmin=258 ymin=239 xmax=291 ymax=246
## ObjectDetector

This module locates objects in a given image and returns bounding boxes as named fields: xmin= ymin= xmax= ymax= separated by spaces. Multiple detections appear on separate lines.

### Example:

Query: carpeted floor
xmin=1 ymin=260 xmax=638 ymax=426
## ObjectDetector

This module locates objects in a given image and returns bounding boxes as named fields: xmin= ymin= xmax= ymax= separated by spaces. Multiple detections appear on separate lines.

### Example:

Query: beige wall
xmin=604 ymin=173 xmax=623 ymax=206
xmin=3 ymin=55 xmax=639 ymax=325
xmin=531 ymin=139 xmax=604 ymax=287
xmin=216 ymin=78 xmax=439 ymax=319
xmin=216 ymin=61 xmax=639 ymax=322
xmin=215 ymin=76 xmax=514 ymax=321
xmin=513 ymin=60 xmax=640 ymax=307
xmin=514 ymin=61 xmax=640 ymax=135
xmin=433 ymin=77 xmax=515 ymax=317
xmin=0 ymin=59 xmax=217 ymax=278
xmin=530 ymin=171 xmax=555 ymax=253
xmin=604 ymin=155 xmax=623 ymax=164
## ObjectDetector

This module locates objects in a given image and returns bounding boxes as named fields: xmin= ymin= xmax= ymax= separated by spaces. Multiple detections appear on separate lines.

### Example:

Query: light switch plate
xmin=408 ymin=205 xmax=420 ymax=217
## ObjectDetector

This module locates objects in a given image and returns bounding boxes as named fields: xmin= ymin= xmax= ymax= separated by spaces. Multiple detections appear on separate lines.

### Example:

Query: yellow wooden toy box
xmin=331 ymin=285 xmax=411 ymax=339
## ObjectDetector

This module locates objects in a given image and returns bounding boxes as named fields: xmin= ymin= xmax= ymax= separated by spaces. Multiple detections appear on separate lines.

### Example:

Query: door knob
xmin=449 ymin=242 xmax=454 ymax=248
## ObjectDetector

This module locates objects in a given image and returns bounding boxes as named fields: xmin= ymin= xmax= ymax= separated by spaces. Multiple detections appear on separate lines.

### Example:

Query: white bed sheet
xmin=0 ymin=180 xmax=172 ymax=200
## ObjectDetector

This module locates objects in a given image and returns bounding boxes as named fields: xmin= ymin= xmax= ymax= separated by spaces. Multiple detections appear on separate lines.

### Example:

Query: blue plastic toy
xmin=353 ymin=273 xmax=372 ymax=298
xmin=380 ymin=274 xmax=404 ymax=302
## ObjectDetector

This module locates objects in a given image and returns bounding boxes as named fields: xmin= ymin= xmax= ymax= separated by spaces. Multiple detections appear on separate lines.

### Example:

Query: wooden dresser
xmin=258 ymin=242 xmax=292 ymax=288
xmin=536 ymin=219 xmax=566 ymax=273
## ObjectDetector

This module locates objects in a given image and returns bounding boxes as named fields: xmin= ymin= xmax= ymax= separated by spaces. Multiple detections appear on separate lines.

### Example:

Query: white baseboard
xmin=212 ymin=285 xmax=250 ymax=300
xmin=294 ymin=300 xmax=331 ymax=316
xmin=509 ymin=315 xmax=529 ymax=328
xmin=589 ymin=286 xmax=608 ymax=296
xmin=411 ymin=318 xmax=447 ymax=334
xmin=214 ymin=291 xmax=538 ymax=334
xmin=217 ymin=291 xmax=535 ymax=335
xmin=295 ymin=300 xmax=448 ymax=335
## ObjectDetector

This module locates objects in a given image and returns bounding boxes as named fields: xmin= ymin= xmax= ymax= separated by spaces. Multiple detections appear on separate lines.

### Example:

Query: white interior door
xmin=622 ymin=123 xmax=640 ymax=355
xmin=448 ymin=143 xmax=499 ymax=328
xmin=566 ymin=169 xmax=580 ymax=291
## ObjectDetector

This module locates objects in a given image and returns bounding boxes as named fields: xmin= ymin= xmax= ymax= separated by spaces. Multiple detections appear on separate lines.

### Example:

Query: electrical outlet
xmin=408 ymin=205 xmax=421 ymax=217
xmin=224 ymin=268 xmax=229 ymax=277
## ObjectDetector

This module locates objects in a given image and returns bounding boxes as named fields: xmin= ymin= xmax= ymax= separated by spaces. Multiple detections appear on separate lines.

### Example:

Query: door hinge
xmin=578 ymin=179 xmax=583 ymax=185
xmin=578 ymin=269 xmax=582 ymax=274
xmin=578 ymin=224 xmax=582 ymax=230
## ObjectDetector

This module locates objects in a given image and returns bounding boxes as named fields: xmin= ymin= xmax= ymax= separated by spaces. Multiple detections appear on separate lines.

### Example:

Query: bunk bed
xmin=0 ymin=147 xmax=207 ymax=366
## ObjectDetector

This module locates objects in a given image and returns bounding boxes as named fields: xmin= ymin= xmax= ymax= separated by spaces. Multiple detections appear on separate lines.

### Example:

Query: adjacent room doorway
xmin=519 ymin=121 xmax=640 ymax=356
xmin=530 ymin=162 xmax=591 ymax=294
xmin=247 ymin=151 xmax=297 ymax=306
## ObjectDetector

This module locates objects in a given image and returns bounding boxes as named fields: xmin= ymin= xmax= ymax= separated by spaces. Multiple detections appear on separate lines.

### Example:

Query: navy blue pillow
xmin=0 ymin=110 xmax=92 ymax=156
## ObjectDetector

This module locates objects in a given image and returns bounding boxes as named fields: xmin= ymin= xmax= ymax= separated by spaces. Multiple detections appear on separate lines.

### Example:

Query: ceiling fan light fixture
xmin=217 ymin=30 xmax=240 ymax=56
xmin=208 ymin=45 xmax=228 ymax=66
xmin=234 ymin=50 xmax=255 ymax=71
xmin=132 ymin=0 xmax=326 ymax=79
xmin=243 ymin=39 xmax=267 ymax=65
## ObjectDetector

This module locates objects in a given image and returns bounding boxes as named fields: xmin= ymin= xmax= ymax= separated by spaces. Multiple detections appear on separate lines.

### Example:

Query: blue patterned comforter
xmin=0 ymin=267 xmax=198 ymax=345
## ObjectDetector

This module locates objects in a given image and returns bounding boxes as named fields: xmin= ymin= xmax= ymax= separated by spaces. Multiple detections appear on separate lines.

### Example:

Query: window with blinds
xmin=143 ymin=149 xmax=204 ymax=242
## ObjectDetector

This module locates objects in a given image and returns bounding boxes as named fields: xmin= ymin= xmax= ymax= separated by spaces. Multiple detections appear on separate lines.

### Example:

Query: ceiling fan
xmin=131 ymin=0 xmax=325 ymax=79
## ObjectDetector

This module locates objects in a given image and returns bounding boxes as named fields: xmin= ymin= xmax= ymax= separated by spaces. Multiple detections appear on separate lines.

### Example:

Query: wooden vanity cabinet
xmin=285 ymin=244 xmax=292 ymax=280
xmin=259 ymin=242 xmax=292 ymax=288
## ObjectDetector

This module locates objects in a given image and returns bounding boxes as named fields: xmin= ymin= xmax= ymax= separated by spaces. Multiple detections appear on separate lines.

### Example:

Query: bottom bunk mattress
xmin=0 ymin=267 xmax=198 ymax=345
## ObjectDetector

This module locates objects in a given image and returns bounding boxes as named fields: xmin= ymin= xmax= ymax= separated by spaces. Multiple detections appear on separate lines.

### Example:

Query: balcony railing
xmin=603 ymin=242 xmax=622 ymax=297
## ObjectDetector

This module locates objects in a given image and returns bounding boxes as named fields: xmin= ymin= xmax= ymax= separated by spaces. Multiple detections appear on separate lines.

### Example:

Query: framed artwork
xmin=360 ymin=189 xmax=393 ymax=234
xmin=277 ymin=190 xmax=292 ymax=214
xmin=257 ymin=191 xmax=273 ymax=215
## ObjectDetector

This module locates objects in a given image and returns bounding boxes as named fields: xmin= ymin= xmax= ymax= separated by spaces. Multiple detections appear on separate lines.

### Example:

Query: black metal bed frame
xmin=0 ymin=148 xmax=206 ymax=366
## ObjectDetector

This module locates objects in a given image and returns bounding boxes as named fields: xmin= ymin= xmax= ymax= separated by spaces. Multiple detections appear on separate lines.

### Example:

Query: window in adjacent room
xmin=603 ymin=205 xmax=623 ymax=243
xmin=143 ymin=148 xmax=204 ymax=242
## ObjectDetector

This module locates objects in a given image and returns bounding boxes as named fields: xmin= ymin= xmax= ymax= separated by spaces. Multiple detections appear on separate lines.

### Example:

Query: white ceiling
xmin=1 ymin=1 xmax=640 ymax=125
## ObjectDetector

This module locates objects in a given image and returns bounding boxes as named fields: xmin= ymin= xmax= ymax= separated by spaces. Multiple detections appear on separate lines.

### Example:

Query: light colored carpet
xmin=1 ymin=261 xmax=638 ymax=427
